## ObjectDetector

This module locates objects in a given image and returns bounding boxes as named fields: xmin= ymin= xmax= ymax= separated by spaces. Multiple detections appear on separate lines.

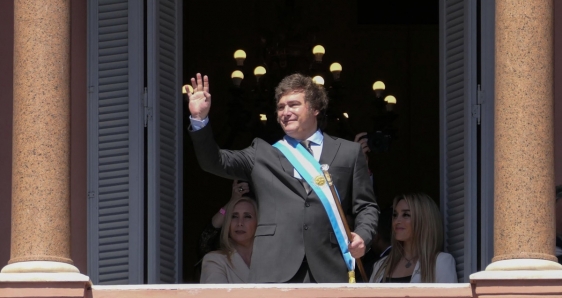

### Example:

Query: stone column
xmin=1 ymin=0 xmax=78 ymax=274
xmin=470 ymin=2 xmax=562 ymax=295
xmin=489 ymin=0 xmax=560 ymax=270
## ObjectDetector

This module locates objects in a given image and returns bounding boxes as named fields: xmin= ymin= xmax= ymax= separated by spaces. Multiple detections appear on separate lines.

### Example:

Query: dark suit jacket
xmin=190 ymin=123 xmax=379 ymax=283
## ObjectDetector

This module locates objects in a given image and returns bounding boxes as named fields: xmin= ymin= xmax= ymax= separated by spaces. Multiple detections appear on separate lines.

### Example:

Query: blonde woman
xmin=369 ymin=193 xmax=457 ymax=283
xmin=200 ymin=196 xmax=258 ymax=283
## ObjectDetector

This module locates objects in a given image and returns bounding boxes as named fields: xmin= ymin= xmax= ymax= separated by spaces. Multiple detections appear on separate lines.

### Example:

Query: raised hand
xmin=185 ymin=73 xmax=211 ymax=120
xmin=230 ymin=179 xmax=250 ymax=201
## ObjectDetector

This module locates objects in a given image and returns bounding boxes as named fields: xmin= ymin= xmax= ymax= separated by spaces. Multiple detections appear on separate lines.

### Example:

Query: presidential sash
xmin=273 ymin=138 xmax=355 ymax=273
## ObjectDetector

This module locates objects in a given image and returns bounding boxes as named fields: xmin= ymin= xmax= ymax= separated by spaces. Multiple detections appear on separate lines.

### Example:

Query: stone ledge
xmin=0 ymin=272 xmax=90 ymax=283
xmin=470 ymin=270 xmax=562 ymax=280
xmin=0 ymin=281 xmax=88 ymax=298
xmin=470 ymin=270 xmax=562 ymax=297
xmin=89 ymin=283 xmax=473 ymax=298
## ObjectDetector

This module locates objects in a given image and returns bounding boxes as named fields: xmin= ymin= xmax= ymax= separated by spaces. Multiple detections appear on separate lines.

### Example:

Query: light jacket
xmin=369 ymin=252 xmax=458 ymax=283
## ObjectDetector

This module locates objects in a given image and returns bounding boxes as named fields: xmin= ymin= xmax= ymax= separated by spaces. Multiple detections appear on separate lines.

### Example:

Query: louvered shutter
xmin=87 ymin=0 xmax=145 ymax=284
xmin=147 ymin=0 xmax=183 ymax=284
xmin=439 ymin=0 xmax=477 ymax=282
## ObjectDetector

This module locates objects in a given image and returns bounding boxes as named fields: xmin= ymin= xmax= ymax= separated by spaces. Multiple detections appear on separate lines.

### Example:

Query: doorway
xmin=181 ymin=0 xmax=440 ymax=282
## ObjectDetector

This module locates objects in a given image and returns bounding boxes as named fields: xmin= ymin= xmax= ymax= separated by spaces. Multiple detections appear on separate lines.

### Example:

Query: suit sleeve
xmin=435 ymin=253 xmax=458 ymax=283
xmin=351 ymin=142 xmax=380 ymax=247
xmin=189 ymin=122 xmax=255 ymax=181
xmin=200 ymin=253 xmax=229 ymax=284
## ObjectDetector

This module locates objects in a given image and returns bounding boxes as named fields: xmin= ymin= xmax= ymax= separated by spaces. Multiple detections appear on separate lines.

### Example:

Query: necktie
xmin=300 ymin=140 xmax=313 ymax=156
xmin=299 ymin=140 xmax=314 ymax=194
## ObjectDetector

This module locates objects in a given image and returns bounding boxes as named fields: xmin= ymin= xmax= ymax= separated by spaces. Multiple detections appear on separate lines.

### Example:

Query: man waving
xmin=187 ymin=73 xmax=379 ymax=283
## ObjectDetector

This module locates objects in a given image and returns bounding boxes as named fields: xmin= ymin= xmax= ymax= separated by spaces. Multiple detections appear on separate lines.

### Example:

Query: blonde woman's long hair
xmin=373 ymin=193 xmax=443 ymax=283
xmin=218 ymin=196 xmax=258 ymax=263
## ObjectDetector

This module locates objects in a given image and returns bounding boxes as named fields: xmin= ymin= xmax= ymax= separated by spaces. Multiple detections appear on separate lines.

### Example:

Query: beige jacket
xmin=200 ymin=251 xmax=250 ymax=284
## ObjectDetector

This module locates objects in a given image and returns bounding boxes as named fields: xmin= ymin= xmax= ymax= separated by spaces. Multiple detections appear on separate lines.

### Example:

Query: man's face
xmin=276 ymin=92 xmax=319 ymax=140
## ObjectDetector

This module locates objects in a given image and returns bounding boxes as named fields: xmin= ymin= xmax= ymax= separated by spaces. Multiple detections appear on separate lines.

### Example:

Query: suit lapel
xmin=229 ymin=252 xmax=250 ymax=282
xmin=320 ymin=133 xmax=340 ymax=166
xmin=274 ymin=145 xmax=307 ymax=197
xmin=278 ymin=150 xmax=295 ymax=177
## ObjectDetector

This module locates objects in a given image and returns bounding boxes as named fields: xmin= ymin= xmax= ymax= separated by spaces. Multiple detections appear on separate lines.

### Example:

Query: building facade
xmin=0 ymin=0 xmax=561 ymax=297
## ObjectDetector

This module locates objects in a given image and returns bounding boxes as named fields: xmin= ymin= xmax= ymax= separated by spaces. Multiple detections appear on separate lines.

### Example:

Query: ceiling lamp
xmin=231 ymin=70 xmax=244 ymax=87
xmin=234 ymin=49 xmax=246 ymax=66
xmin=372 ymin=81 xmax=385 ymax=98
xmin=312 ymin=75 xmax=325 ymax=86
xmin=384 ymin=95 xmax=397 ymax=111
xmin=312 ymin=45 xmax=325 ymax=62
xmin=254 ymin=66 xmax=266 ymax=82
xmin=330 ymin=62 xmax=342 ymax=80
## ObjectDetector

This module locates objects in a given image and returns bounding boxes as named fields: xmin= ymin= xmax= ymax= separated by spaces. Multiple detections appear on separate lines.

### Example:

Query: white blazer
xmin=200 ymin=251 xmax=250 ymax=284
xmin=369 ymin=252 xmax=458 ymax=283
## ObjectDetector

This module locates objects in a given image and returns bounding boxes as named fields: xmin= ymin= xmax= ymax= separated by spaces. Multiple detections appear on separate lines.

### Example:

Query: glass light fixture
xmin=343 ymin=112 xmax=349 ymax=118
xmin=330 ymin=62 xmax=342 ymax=80
xmin=384 ymin=95 xmax=396 ymax=104
xmin=312 ymin=75 xmax=325 ymax=86
xmin=234 ymin=49 xmax=246 ymax=66
xmin=231 ymin=70 xmax=244 ymax=87
xmin=312 ymin=45 xmax=325 ymax=62
xmin=372 ymin=81 xmax=385 ymax=98
xmin=384 ymin=95 xmax=397 ymax=111
xmin=182 ymin=84 xmax=193 ymax=94
xmin=254 ymin=66 xmax=266 ymax=82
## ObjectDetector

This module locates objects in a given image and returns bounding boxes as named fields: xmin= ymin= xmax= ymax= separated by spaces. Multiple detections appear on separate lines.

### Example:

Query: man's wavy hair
xmin=274 ymin=73 xmax=329 ymax=130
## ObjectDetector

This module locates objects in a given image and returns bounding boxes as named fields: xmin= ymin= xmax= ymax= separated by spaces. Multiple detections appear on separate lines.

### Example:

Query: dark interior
xmin=182 ymin=0 xmax=439 ymax=282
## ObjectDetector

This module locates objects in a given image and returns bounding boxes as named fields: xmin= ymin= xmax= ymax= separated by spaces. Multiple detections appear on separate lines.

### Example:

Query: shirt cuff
xmin=190 ymin=116 xmax=209 ymax=131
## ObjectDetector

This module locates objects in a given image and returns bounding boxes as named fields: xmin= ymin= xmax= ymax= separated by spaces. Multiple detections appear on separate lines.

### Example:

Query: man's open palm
xmin=185 ymin=73 xmax=211 ymax=120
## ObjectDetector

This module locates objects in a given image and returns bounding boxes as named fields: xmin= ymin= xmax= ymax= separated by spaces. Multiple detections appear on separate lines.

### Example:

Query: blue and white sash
xmin=273 ymin=138 xmax=355 ymax=272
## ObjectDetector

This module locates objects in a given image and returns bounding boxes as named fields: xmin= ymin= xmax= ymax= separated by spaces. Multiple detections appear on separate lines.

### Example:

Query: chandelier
xmin=183 ymin=43 xmax=399 ymax=152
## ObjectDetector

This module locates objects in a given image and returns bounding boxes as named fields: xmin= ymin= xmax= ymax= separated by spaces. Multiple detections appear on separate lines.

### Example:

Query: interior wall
xmin=182 ymin=0 xmax=439 ymax=282
xmin=0 ymin=1 xmax=88 ymax=273
xmin=0 ymin=0 xmax=14 ymax=268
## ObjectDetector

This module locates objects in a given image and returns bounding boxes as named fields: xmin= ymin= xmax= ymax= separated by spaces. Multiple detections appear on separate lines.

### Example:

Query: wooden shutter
xmin=147 ymin=0 xmax=184 ymax=284
xmin=439 ymin=0 xmax=478 ymax=282
xmin=87 ymin=0 xmax=145 ymax=284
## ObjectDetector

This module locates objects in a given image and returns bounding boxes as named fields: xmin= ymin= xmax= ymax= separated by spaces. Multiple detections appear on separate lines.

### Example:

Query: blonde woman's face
xmin=229 ymin=201 xmax=257 ymax=246
xmin=393 ymin=199 xmax=413 ymax=243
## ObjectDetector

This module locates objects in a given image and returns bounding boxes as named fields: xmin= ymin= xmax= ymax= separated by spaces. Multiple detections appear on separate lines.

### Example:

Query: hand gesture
xmin=185 ymin=73 xmax=211 ymax=120
xmin=230 ymin=179 xmax=250 ymax=201
xmin=210 ymin=180 xmax=250 ymax=229
xmin=354 ymin=132 xmax=370 ymax=163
